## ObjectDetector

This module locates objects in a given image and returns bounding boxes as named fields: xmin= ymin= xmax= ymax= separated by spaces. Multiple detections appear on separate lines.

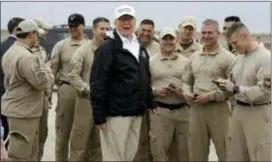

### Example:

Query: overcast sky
xmin=1 ymin=1 xmax=271 ymax=33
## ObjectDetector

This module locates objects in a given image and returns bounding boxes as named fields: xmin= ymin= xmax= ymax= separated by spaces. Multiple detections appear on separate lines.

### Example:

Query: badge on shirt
xmin=264 ymin=76 xmax=271 ymax=88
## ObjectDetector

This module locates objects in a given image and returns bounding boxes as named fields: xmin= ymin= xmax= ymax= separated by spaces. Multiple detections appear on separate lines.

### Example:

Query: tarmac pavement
xmin=42 ymin=92 xmax=218 ymax=161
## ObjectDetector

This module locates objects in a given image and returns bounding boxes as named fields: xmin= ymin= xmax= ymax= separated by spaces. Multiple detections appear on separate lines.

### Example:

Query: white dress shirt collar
xmin=116 ymin=30 xmax=140 ymax=61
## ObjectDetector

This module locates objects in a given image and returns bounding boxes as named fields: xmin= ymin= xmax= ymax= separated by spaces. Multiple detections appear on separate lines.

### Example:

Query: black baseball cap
xmin=68 ymin=13 xmax=85 ymax=26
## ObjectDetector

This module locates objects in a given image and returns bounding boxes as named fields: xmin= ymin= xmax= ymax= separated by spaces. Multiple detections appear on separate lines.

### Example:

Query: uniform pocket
xmin=8 ymin=131 xmax=31 ymax=159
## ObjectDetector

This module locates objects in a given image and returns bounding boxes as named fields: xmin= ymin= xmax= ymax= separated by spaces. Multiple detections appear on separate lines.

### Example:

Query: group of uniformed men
xmin=0 ymin=4 xmax=270 ymax=162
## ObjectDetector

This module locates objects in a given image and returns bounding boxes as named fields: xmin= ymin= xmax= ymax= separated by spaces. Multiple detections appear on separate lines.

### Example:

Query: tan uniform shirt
xmin=1 ymin=42 xmax=54 ymax=118
xmin=182 ymin=45 xmax=236 ymax=101
xmin=32 ymin=45 xmax=47 ymax=63
xmin=31 ymin=45 xmax=54 ymax=96
xmin=176 ymin=41 xmax=202 ymax=58
xmin=68 ymin=40 xmax=97 ymax=93
xmin=150 ymin=53 xmax=188 ymax=104
xmin=232 ymin=46 xmax=271 ymax=104
xmin=145 ymin=41 xmax=160 ymax=57
xmin=50 ymin=37 xmax=89 ymax=84
xmin=219 ymin=37 xmax=238 ymax=55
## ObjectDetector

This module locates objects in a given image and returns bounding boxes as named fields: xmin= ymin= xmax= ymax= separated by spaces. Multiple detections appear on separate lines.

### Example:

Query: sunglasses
xmin=68 ymin=24 xmax=80 ymax=28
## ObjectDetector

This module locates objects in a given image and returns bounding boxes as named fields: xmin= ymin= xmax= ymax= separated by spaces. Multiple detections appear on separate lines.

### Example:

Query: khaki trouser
xmin=189 ymin=101 xmax=231 ymax=161
xmin=7 ymin=117 xmax=40 ymax=161
xmin=55 ymin=84 xmax=76 ymax=161
xmin=69 ymin=96 xmax=101 ymax=161
xmin=100 ymin=116 xmax=142 ymax=161
xmin=134 ymin=111 xmax=152 ymax=161
xmin=149 ymin=107 xmax=190 ymax=161
xmin=38 ymin=108 xmax=49 ymax=161
xmin=228 ymin=104 xmax=271 ymax=161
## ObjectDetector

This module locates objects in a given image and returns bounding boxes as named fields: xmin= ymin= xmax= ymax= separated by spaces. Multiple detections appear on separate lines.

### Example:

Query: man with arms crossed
xmin=67 ymin=17 xmax=110 ymax=161
xmin=182 ymin=19 xmax=236 ymax=161
xmin=90 ymin=4 xmax=157 ymax=161
xmin=218 ymin=22 xmax=271 ymax=161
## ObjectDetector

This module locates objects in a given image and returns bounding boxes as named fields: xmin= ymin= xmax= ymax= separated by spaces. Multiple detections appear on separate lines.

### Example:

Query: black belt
xmin=157 ymin=101 xmax=186 ymax=110
xmin=236 ymin=100 xmax=271 ymax=107
xmin=59 ymin=80 xmax=70 ymax=86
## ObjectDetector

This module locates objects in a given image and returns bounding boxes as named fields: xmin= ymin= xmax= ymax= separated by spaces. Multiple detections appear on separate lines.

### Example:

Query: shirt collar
xmin=9 ymin=35 xmax=17 ymax=39
xmin=69 ymin=36 xmax=88 ymax=46
xmin=199 ymin=45 xmax=221 ymax=56
xmin=159 ymin=52 xmax=179 ymax=61
xmin=116 ymin=30 xmax=138 ymax=44
xmin=176 ymin=40 xmax=199 ymax=52
xmin=90 ymin=39 xmax=98 ymax=52
xmin=16 ymin=41 xmax=31 ymax=49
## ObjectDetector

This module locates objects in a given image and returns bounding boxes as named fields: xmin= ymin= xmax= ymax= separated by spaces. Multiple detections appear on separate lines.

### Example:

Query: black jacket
xmin=90 ymin=30 xmax=157 ymax=125
xmin=0 ymin=36 xmax=16 ymax=100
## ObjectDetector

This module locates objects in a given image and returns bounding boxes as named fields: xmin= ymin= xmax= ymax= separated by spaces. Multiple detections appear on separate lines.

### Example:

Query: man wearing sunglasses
xmin=50 ymin=13 xmax=89 ymax=161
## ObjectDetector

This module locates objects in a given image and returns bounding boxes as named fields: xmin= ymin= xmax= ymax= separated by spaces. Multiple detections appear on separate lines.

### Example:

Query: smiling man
xmin=90 ymin=4 xmax=157 ymax=161
xmin=137 ymin=19 xmax=160 ymax=57
xmin=149 ymin=27 xmax=190 ymax=161
xmin=182 ymin=19 xmax=236 ymax=161
xmin=67 ymin=17 xmax=110 ymax=161
xmin=50 ymin=13 xmax=89 ymax=161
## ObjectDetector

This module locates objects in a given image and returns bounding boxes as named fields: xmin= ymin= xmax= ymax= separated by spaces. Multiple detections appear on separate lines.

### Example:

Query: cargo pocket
xmin=8 ymin=131 xmax=31 ymax=159
xmin=256 ymin=138 xmax=270 ymax=161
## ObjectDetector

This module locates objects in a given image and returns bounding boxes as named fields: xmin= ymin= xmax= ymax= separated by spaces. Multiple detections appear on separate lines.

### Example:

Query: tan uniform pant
xmin=149 ymin=107 xmax=190 ymax=161
xmin=228 ymin=104 xmax=271 ymax=161
xmin=38 ymin=108 xmax=49 ymax=161
xmin=55 ymin=84 xmax=76 ymax=161
xmin=189 ymin=101 xmax=231 ymax=161
xmin=100 ymin=116 xmax=142 ymax=161
xmin=7 ymin=117 xmax=40 ymax=161
xmin=69 ymin=96 xmax=101 ymax=161
xmin=134 ymin=111 xmax=152 ymax=161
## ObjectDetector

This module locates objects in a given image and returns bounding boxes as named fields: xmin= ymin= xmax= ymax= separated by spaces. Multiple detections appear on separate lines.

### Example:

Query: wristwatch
xmin=233 ymin=85 xmax=240 ymax=94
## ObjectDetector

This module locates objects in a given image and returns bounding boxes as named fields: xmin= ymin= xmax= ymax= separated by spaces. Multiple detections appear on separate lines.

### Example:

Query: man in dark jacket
xmin=0 ymin=17 xmax=24 ymax=148
xmin=90 ymin=4 xmax=157 ymax=161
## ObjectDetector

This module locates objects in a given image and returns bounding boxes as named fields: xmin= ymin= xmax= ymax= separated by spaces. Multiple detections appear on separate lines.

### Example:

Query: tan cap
xmin=33 ymin=17 xmax=52 ymax=30
xmin=114 ymin=4 xmax=135 ymax=19
xmin=159 ymin=27 xmax=176 ymax=39
xmin=16 ymin=20 xmax=40 ymax=34
xmin=179 ymin=16 xmax=196 ymax=29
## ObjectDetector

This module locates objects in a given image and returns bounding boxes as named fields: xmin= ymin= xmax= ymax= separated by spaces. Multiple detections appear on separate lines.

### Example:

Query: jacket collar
xmin=107 ymin=29 xmax=145 ymax=52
